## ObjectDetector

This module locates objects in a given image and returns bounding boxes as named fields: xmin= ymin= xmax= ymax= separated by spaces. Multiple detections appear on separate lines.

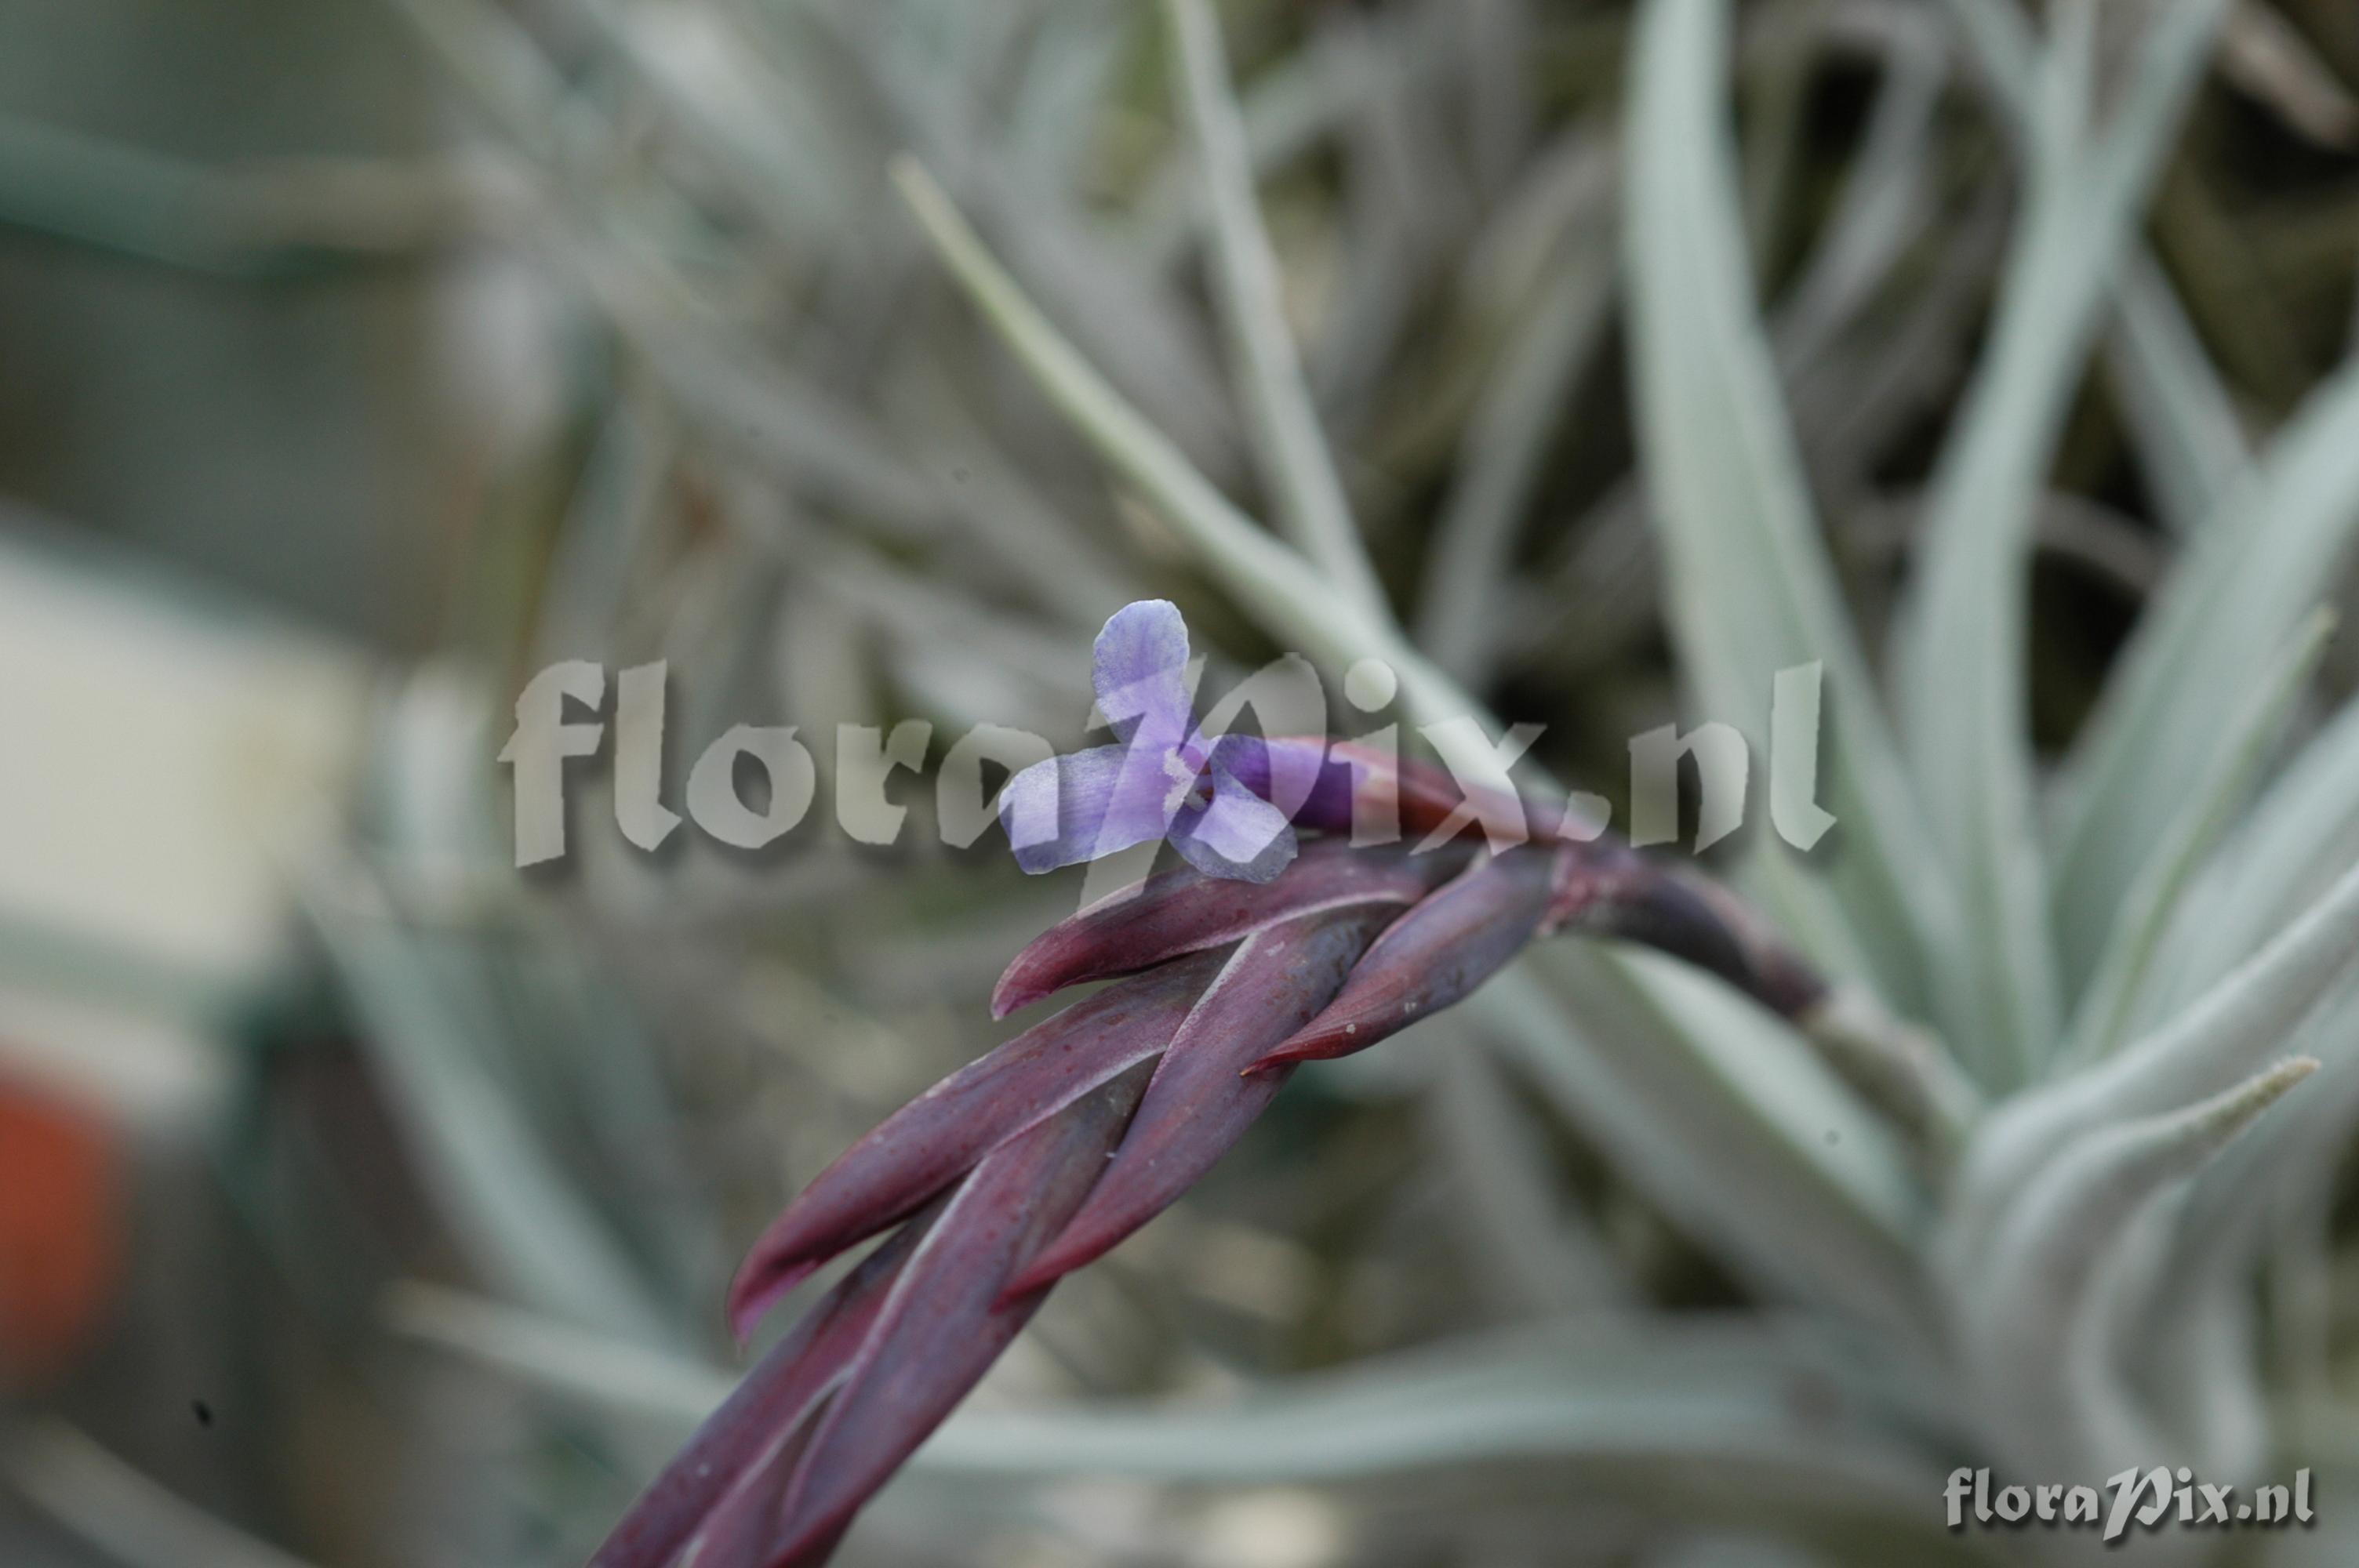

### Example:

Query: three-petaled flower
xmin=998 ymin=600 xmax=1305 ymax=882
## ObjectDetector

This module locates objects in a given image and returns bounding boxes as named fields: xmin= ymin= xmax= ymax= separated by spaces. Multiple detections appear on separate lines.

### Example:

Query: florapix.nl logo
xmin=496 ymin=651 xmax=1843 ymax=882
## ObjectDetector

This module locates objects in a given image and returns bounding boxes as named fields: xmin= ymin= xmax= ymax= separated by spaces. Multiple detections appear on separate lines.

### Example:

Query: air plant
xmin=596 ymin=597 xmax=1844 ymax=1567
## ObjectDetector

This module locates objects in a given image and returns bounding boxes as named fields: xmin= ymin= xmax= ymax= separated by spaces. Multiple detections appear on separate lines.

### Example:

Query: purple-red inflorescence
xmin=594 ymin=742 xmax=1825 ymax=1567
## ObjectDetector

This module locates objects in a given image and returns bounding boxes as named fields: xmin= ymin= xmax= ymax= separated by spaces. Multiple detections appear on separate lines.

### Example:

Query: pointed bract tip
xmin=1243 ymin=1023 xmax=1358 ymax=1074
xmin=726 ymin=1257 xmax=820 ymax=1346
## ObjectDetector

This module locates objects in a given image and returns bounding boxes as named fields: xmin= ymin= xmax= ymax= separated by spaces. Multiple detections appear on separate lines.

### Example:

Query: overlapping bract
xmin=598 ymin=751 xmax=1826 ymax=1566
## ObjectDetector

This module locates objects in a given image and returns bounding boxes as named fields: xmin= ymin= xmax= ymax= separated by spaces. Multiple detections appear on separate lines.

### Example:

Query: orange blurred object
xmin=0 ymin=1074 xmax=120 ymax=1386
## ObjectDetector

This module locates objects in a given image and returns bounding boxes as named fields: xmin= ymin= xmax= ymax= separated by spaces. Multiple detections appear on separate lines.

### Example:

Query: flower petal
xmin=998 ymin=742 xmax=1176 ymax=874
xmin=1002 ymin=906 xmax=1397 ymax=1298
xmin=1092 ymin=599 xmax=1194 ymax=751
xmin=990 ymin=837 xmax=1463 ymax=1017
xmin=1251 ymin=737 xmax=1575 ymax=844
xmin=1195 ymin=732 xmax=1329 ymax=820
xmin=1169 ymin=757 xmax=1296 ymax=882
xmin=1249 ymin=848 xmax=1555 ymax=1070
xmin=726 ymin=954 xmax=1222 ymax=1341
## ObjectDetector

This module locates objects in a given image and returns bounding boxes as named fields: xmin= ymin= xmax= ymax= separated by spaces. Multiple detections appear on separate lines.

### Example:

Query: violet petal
xmin=1168 ymin=756 xmax=1296 ymax=883
xmin=1092 ymin=599 xmax=1194 ymax=752
xmin=1195 ymin=732 xmax=1331 ymax=822
xmin=998 ymin=742 xmax=1179 ymax=874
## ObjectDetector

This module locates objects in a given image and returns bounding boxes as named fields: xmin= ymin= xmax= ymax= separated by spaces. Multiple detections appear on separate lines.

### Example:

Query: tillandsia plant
xmin=594 ymin=598 xmax=1841 ymax=1566
xmin=338 ymin=0 xmax=2359 ymax=1561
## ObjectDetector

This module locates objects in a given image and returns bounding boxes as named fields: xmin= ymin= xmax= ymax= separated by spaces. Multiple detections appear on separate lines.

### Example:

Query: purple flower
xmin=998 ymin=600 xmax=1309 ymax=883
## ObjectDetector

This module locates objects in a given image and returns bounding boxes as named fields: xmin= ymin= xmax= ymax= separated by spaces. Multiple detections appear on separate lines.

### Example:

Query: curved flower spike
xmin=604 ymin=714 xmax=1843 ymax=1568
xmin=1546 ymin=841 xmax=1826 ymax=1018
xmin=591 ymin=1205 xmax=939 ymax=1568
xmin=1247 ymin=846 xmax=1558 ymax=1072
xmin=991 ymin=836 xmax=1464 ymax=1018
xmin=761 ymin=1064 xmax=1155 ymax=1563
xmin=1003 ymin=904 xmax=1399 ymax=1298
xmin=728 ymin=951 xmax=1223 ymax=1340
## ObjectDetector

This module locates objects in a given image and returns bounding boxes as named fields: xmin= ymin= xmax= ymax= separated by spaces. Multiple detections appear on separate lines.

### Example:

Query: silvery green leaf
xmin=1896 ymin=0 xmax=2230 ymax=1075
xmin=2146 ymin=695 xmax=2359 ymax=1021
xmin=1956 ymin=853 xmax=2359 ymax=1236
xmin=396 ymin=1279 xmax=1960 ymax=1547
xmin=1128 ymin=15 xmax=1403 ymax=268
xmin=385 ymin=1279 xmax=728 ymax=1433
xmin=1165 ymin=0 xmax=1389 ymax=622
xmin=309 ymin=858 xmax=677 ymax=1348
xmin=1428 ymin=1048 xmax=1636 ymax=1315
xmin=1416 ymin=230 xmax=1616 ymax=685
xmin=1772 ymin=10 xmax=1945 ymax=370
xmin=2106 ymin=256 xmax=2250 ymax=539
xmin=3 ymin=1419 xmax=322 ymax=1568
xmin=2062 ymin=609 xmax=2332 ymax=1062
xmin=1626 ymin=0 xmax=1953 ymax=1011
xmin=580 ymin=0 xmax=855 ymax=246
xmin=917 ymin=1319 xmax=1964 ymax=1552
xmin=2054 ymin=353 xmax=2359 ymax=986
xmin=1480 ymin=950 xmax=1929 ymax=1346
xmin=1942 ymin=0 xmax=2248 ymax=543
xmin=2103 ymin=979 xmax=2354 ymax=1483
xmin=2141 ymin=1265 xmax=2273 ymax=1479
xmin=852 ymin=23 xmax=1241 ymax=474
xmin=1005 ymin=2 xmax=1129 ymax=194
xmin=1958 ymin=1056 xmax=2313 ymax=1476
xmin=889 ymin=157 xmax=1530 ymax=785
xmin=2149 ymin=973 xmax=2359 ymax=1283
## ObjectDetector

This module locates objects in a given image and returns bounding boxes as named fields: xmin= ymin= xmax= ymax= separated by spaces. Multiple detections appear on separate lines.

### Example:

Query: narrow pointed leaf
xmin=1896 ymin=0 xmax=2229 ymax=1072
xmin=1428 ymin=1047 xmax=1637 ymax=1314
xmin=1417 ymin=232 xmax=1616 ymax=683
xmin=1772 ymin=13 xmax=1943 ymax=368
xmin=2151 ymin=694 xmax=2359 ymax=1012
xmin=2055 ymin=351 xmax=2359 ymax=978
xmin=2063 ymin=609 xmax=2332 ymax=1061
xmin=1943 ymin=0 xmax=2248 ymax=539
xmin=889 ymin=157 xmax=1537 ymax=789
xmin=913 ymin=1319 xmax=1955 ymax=1539
xmin=1007 ymin=906 xmax=1396 ymax=1295
xmin=1165 ymin=0 xmax=1387 ymax=619
xmin=1961 ymin=1058 xmax=2313 ymax=1472
xmin=1626 ymin=0 xmax=1950 ymax=1015
xmin=1960 ymin=854 xmax=2359 ymax=1226
xmin=2107 ymin=256 xmax=2248 ymax=539
xmin=729 ymin=955 xmax=1219 ymax=1338
xmin=1478 ymin=954 xmax=1928 ymax=1341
